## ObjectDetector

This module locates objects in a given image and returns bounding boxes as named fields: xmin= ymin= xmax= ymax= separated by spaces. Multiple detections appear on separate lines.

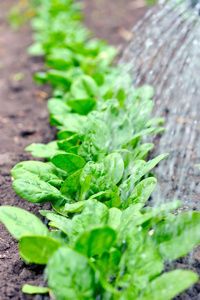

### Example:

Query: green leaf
xmin=69 ymin=200 xmax=109 ymax=246
xmin=70 ymin=75 xmax=99 ymax=99
xmin=127 ymin=127 xmax=164 ymax=148
xmin=51 ymin=153 xmax=86 ymax=175
xmin=13 ymin=178 xmax=64 ymax=203
xmin=132 ymin=143 xmax=154 ymax=160
xmin=33 ymin=71 xmax=47 ymax=84
xmin=126 ymin=177 xmax=157 ymax=208
xmin=67 ymin=98 xmax=96 ymax=115
xmin=57 ymin=130 xmax=75 ymax=140
xmin=80 ymin=153 xmax=124 ymax=198
xmin=62 ymin=201 xmax=87 ymax=213
xmin=107 ymin=207 xmax=122 ymax=229
xmin=146 ymin=117 xmax=166 ymax=127
xmin=89 ymin=191 xmax=121 ymax=208
xmin=122 ymin=231 xmax=164 ymax=292
xmin=74 ymin=226 xmax=116 ymax=258
xmin=22 ymin=285 xmax=50 ymax=295
xmin=78 ymin=114 xmax=110 ymax=162
xmin=119 ymin=154 xmax=168 ymax=204
xmin=153 ymin=212 xmax=200 ymax=260
xmin=11 ymin=161 xmax=63 ymax=188
xmin=61 ymin=169 xmax=82 ymax=200
xmin=141 ymin=200 xmax=182 ymax=229
xmin=47 ymin=98 xmax=70 ymax=115
xmin=19 ymin=236 xmax=62 ymax=264
xmin=25 ymin=143 xmax=63 ymax=159
xmin=92 ymin=73 xmax=104 ymax=86
xmin=47 ymin=70 xmax=72 ymax=90
xmin=46 ymin=247 xmax=96 ymax=300
xmin=51 ymin=113 xmax=87 ymax=132
xmin=0 ymin=206 xmax=48 ymax=239
xmin=40 ymin=211 xmax=71 ymax=235
xmin=135 ymin=85 xmax=154 ymax=99
xmin=138 ymin=270 xmax=198 ymax=300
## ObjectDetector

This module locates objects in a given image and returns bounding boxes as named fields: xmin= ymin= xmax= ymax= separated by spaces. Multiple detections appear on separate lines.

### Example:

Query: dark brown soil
xmin=0 ymin=1 xmax=54 ymax=299
xmin=0 ymin=0 xmax=200 ymax=299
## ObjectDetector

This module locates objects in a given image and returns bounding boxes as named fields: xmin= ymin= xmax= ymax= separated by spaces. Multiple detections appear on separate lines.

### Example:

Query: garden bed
xmin=0 ymin=0 xmax=200 ymax=299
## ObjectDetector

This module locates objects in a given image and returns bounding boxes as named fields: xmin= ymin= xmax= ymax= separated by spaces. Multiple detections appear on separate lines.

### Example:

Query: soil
xmin=0 ymin=0 xmax=200 ymax=299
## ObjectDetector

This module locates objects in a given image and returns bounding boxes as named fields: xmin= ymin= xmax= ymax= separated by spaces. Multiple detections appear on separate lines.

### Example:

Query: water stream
xmin=119 ymin=0 xmax=200 ymax=209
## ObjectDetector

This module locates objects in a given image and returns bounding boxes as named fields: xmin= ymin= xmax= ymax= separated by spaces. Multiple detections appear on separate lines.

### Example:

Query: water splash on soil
xmin=119 ymin=0 xmax=200 ymax=208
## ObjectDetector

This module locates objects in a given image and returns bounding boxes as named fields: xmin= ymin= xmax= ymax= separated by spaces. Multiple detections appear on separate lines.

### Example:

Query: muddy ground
xmin=0 ymin=0 xmax=200 ymax=299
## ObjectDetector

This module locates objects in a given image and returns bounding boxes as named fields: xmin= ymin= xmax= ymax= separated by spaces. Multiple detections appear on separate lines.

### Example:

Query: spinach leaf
xmin=153 ymin=212 xmax=200 ymax=260
xmin=74 ymin=226 xmax=116 ymax=258
xmin=80 ymin=153 xmax=124 ymax=198
xmin=0 ymin=206 xmax=48 ymax=239
xmin=13 ymin=178 xmax=65 ymax=203
xmin=51 ymin=153 xmax=86 ymax=175
xmin=46 ymin=247 xmax=96 ymax=300
xmin=137 ymin=270 xmax=198 ymax=300
xmin=11 ymin=161 xmax=64 ymax=188
xmin=19 ymin=236 xmax=62 ymax=264
xmin=22 ymin=285 xmax=50 ymax=295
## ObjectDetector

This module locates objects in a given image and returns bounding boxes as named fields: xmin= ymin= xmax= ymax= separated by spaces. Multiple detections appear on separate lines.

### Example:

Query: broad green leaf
xmin=141 ymin=200 xmax=182 ymax=229
xmin=13 ymin=178 xmax=64 ymax=203
xmin=33 ymin=71 xmax=47 ymax=84
xmin=126 ymin=177 xmax=157 ymax=208
xmin=61 ymin=169 xmax=82 ymax=200
xmin=57 ymin=134 xmax=79 ymax=151
xmin=70 ymin=75 xmax=98 ymax=99
xmin=19 ymin=236 xmax=62 ymax=264
xmin=80 ymin=153 xmax=124 ymax=198
xmin=46 ymin=49 xmax=74 ymax=70
xmin=89 ymin=191 xmax=121 ymax=208
xmin=97 ymin=249 xmax=121 ymax=284
xmin=11 ymin=161 xmax=63 ymax=188
xmin=69 ymin=200 xmax=109 ymax=246
xmin=135 ymin=85 xmax=154 ymax=99
xmin=117 ymin=231 xmax=163 ymax=295
xmin=132 ymin=143 xmax=154 ymax=160
xmin=67 ymin=98 xmax=96 ymax=115
xmin=107 ymin=207 xmax=122 ymax=229
xmin=119 ymin=154 xmax=168 ymax=203
xmin=46 ymin=247 xmax=96 ymax=300
xmin=74 ymin=226 xmax=116 ymax=257
xmin=61 ymin=113 xmax=87 ymax=132
xmin=52 ymin=201 xmax=87 ymax=216
xmin=78 ymin=115 xmax=110 ymax=162
xmin=57 ymin=130 xmax=75 ymax=140
xmin=47 ymin=70 xmax=72 ymax=90
xmin=66 ymin=145 xmax=79 ymax=154
xmin=153 ymin=211 xmax=200 ymax=260
xmin=62 ymin=201 xmax=86 ymax=213
xmin=22 ymin=285 xmax=50 ymax=295
xmin=51 ymin=153 xmax=86 ymax=175
xmin=138 ymin=270 xmax=198 ymax=300
xmin=0 ymin=206 xmax=48 ymax=239
xmin=92 ymin=73 xmax=104 ymax=86
xmin=25 ymin=143 xmax=64 ymax=159
xmin=103 ymin=107 xmax=133 ymax=150
xmin=51 ymin=113 xmax=87 ymax=131
xmin=47 ymin=98 xmax=70 ymax=115
xmin=40 ymin=211 xmax=71 ymax=235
